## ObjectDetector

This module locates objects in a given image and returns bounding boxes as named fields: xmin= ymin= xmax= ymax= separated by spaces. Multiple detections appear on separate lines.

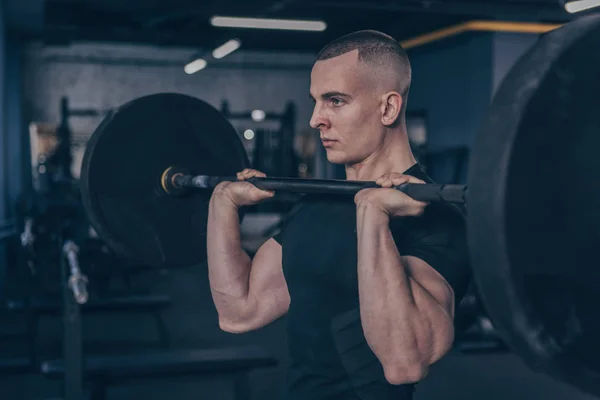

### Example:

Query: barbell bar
xmin=160 ymin=165 xmax=469 ymax=202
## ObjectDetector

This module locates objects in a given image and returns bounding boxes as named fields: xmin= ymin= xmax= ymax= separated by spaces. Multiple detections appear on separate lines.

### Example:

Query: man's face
xmin=309 ymin=50 xmax=384 ymax=165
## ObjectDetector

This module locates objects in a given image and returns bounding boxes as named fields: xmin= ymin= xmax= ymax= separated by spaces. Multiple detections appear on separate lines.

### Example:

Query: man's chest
xmin=281 ymin=200 xmax=360 ymax=290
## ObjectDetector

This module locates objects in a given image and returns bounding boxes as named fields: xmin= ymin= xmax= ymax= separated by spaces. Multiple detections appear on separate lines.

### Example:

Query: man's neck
xmin=345 ymin=131 xmax=417 ymax=181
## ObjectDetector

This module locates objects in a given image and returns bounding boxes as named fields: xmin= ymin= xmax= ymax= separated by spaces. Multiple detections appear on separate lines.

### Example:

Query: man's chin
xmin=325 ymin=148 xmax=358 ymax=165
xmin=326 ymin=154 xmax=345 ymax=164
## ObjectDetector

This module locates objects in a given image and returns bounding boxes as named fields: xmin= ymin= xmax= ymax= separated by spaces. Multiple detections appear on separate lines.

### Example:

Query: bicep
xmin=247 ymin=238 xmax=290 ymax=325
xmin=396 ymin=205 xmax=472 ymax=306
xmin=403 ymin=255 xmax=455 ymax=319
xmin=403 ymin=255 xmax=457 ymax=364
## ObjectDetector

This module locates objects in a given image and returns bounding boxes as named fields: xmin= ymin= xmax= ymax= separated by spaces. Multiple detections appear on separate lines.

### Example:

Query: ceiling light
xmin=251 ymin=110 xmax=266 ymax=121
xmin=244 ymin=129 xmax=255 ymax=140
xmin=212 ymin=39 xmax=241 ymax=59
xmin=184 ymin=58 xmax=207 ymax=74
xmin=563 ymin=0 xmax=600 ymax=13
xmin=210 ymin=16 xmax=327 ymax=31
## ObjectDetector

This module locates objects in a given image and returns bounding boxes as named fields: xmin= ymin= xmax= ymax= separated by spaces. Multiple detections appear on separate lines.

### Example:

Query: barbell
xmin=79 ymin=14 xmax=600 ymax=398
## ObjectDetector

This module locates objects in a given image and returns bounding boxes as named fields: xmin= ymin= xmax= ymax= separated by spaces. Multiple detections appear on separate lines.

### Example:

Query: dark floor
xmin=1 ymin=351 xmax=597 ymax=400
xmin=0 ymin=265 xmax=597 ymax=400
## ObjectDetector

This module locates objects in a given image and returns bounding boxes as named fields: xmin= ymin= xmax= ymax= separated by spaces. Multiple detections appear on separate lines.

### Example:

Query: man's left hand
xmin=354 ymin=173 xmax=429 ymax=217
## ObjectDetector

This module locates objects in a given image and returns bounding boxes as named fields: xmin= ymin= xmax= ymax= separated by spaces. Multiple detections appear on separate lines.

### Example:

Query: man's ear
xmin=380 ymin=91 xmax=403 ymax=126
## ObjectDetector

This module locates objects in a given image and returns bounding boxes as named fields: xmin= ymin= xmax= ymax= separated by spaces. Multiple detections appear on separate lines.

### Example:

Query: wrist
xmin=211 ymin=187 xmax=241 ymax=209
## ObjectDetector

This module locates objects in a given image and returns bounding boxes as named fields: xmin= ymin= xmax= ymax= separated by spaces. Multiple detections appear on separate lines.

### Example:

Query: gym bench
xmin=40 ymin=345 xmax=278 ymax=400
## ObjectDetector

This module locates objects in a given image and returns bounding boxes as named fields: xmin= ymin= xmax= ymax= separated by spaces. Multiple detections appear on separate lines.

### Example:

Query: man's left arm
xmin=354 ymin=174 xmax=469 ymax=386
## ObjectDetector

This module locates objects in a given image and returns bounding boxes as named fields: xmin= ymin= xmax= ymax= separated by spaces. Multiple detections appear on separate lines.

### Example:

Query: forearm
xmin=356 ymin=204 xmax=451 ymax=381
xmin=206 ymin=190 xmax=254 ymax=323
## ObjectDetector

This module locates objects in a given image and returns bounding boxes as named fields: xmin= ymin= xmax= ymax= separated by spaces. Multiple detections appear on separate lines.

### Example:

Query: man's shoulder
xmin=389 ymin=198 xmax=466 ymax=245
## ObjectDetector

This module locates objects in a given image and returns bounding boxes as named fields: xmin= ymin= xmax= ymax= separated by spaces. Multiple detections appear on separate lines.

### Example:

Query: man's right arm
xmin=207 ymin=188 xmax=290 ymax=333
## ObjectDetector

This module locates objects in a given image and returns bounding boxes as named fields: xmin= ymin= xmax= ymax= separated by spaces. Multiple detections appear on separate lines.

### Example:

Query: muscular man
xmin=207 ymin=30 xmax=471 ymax=400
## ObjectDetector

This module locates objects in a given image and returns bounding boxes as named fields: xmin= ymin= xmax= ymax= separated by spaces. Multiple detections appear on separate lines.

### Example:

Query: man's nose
xmin=310 ymin=105 xmax=327 ymax=129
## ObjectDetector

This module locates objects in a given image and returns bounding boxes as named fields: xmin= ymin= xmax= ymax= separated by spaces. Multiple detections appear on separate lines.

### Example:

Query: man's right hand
xmin=214 ymin=168 xmax=275 ymax=207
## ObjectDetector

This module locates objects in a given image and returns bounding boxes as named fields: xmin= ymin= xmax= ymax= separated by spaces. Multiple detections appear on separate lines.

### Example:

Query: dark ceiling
xmin=6 ymin=0 xmax=580 ymax=52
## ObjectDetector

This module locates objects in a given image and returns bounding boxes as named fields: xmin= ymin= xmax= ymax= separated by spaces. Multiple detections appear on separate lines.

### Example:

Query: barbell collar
xmin=170 ymin=173 xmax=467 ymax=204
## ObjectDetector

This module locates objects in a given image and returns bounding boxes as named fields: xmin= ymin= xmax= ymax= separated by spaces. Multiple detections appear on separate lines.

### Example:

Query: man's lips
xmin=321 ymin=138 xmax=336 ymax=147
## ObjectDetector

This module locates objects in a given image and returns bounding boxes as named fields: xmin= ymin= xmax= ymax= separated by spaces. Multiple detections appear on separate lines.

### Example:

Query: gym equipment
xmin=467 ymin=13 xmax=600 ymax=398
xmin=221 ymin=100 xmax=298 ymax=178
xmin=79 ymin=15 xmax=600 ymax=397
xmin=41 ymin=346 xmax=277 ymax=400
xmin=221 ymin=101 xmax=303 ymax=214
xmin=80 ymin=93 xmax=250 ymax=269
xmin=0 ymin=358 xmax=32 ymax=375
xmin=44 ymin=97 xmax=111 ymax=182
xmin=62 ymin=241 xmax=89 ymax=305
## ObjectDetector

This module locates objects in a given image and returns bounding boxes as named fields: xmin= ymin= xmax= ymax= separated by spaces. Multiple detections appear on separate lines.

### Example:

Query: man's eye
xmin=330 ymin=98 xmax=343 ymax=106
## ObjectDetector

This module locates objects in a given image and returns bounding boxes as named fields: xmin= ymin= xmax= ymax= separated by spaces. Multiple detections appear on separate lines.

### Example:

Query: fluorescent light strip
xmin=212 ymin=39 xmax=241 ymax=59
xmin=210 ymin=16 xmax=326 ymax=31
xmin=184 ymin=58 xmax=207 ymax=74
xmin=564 ymin=0 xmax=600 ymax=13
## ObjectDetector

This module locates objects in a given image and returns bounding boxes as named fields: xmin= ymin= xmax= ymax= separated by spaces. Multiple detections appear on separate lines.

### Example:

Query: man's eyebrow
xmin=309 ymin=91 xmax=351 ymax=101
xmin=322 ymin=91 xmax=351 ymax=99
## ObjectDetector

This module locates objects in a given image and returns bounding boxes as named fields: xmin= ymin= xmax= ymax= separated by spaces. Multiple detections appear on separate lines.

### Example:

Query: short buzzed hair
xmin=316 ymin=30 xmax=412 ymax=113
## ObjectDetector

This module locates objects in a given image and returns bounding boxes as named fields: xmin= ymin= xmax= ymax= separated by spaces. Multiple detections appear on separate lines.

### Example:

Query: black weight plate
xmin=80 ymin=93 xmax=250 ymax=269
xmin=468 ymin=14 xmax=600 ymax=397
